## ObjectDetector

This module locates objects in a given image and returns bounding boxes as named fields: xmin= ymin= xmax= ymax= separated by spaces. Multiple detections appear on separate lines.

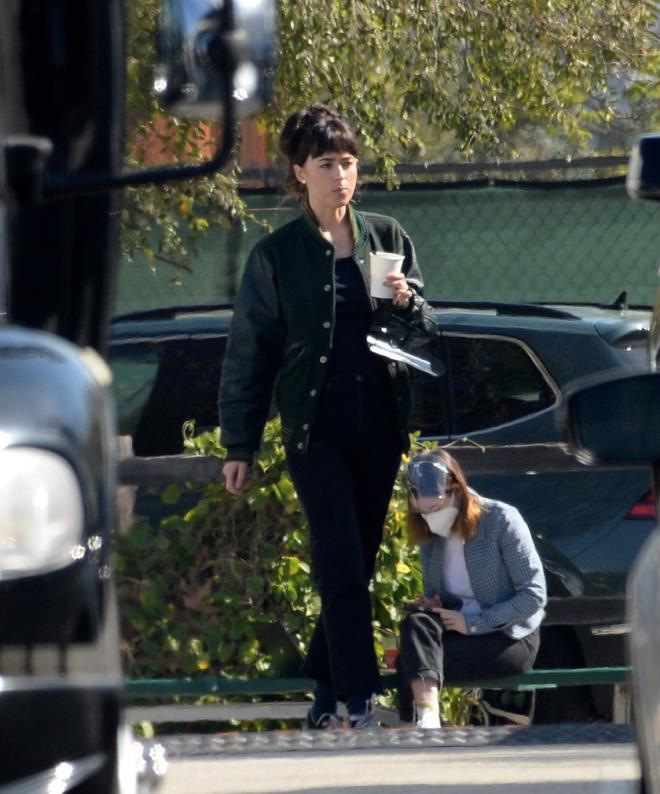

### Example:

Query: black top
xmin=332 ymin=256 xmax=388 ymax=378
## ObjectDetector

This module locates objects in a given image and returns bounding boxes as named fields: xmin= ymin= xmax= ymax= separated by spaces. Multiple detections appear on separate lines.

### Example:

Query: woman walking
xmin=219 ymin=103 xmax=434 ymax=728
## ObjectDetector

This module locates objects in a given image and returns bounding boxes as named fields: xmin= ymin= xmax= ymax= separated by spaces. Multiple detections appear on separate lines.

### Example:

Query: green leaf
xmin=246 ymin=576 xmax=264 ymax=600
xmin=161 ymin=484 xmax=181 ymax=505
xmin=219 ymin=642 xmax=236 ymax=663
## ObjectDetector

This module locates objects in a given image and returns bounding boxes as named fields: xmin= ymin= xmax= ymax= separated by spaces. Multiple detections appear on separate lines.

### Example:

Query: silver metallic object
xmin=367 ymin=311 xmax=445 ymax=377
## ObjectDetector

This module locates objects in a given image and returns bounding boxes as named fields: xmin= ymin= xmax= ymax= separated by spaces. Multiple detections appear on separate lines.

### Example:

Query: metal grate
xmin=152 ymin=722 xmax=634 ymax=758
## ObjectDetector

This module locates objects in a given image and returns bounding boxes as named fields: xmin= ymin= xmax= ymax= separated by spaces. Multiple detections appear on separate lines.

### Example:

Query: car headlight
xmin=0 ymin=448 xmax=84 ymax=579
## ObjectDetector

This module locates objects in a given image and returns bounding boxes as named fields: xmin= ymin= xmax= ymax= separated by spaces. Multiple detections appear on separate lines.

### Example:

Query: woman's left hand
xmin=435 ymin=608 xmax=468 ymax=635
xmin=385 ymin=273 xmax=414 ymax=308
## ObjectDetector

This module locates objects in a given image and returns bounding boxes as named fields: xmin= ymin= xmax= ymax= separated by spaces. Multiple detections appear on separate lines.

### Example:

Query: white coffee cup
xmin=369 ymin=251 xmax=405 ymax=298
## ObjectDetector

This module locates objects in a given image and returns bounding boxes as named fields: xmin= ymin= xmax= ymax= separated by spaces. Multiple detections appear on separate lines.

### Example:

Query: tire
xmin=533 ymin=626 xmax=595 ymax=723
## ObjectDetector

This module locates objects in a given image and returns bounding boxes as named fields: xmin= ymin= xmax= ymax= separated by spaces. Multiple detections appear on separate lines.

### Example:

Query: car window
xmin=409 ymin=367 xmax=449 ymax=436
xmin=448 ymin=335 xmax=556 ymax=434
xmin=408 ymin=335 xmax=556 ymax=438
xmin=109 ymin=348 xmax=162 ymax=439
xmin=109 ymin=335 xmax=227 ymax=455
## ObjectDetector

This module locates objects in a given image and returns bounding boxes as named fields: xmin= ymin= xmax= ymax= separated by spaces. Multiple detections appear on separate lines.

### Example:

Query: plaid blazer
xmin=419 ymin=496 xmax=547 ymax=639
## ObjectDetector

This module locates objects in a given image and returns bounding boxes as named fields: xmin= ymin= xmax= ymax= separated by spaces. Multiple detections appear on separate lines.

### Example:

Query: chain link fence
xmin=115 ymin=165 xmax=660 ymax=317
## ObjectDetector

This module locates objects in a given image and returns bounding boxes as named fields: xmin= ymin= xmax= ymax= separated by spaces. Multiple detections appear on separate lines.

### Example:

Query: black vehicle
xmin=561 ymin=133 xmax=660 ymax=793
xmin=0 ymin=1 xmax=275 ymax=791
xmin=109 ymin=294 xmax=652 ymax=721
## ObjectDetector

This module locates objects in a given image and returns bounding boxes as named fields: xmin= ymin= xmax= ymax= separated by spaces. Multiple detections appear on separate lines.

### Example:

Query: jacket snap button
xmin=302 ymin=423 xmax=309 ymax=430
xmin=310 ymin=389 xmax=317 ymax=396
xmin=323 ymin=321 xmax=330 ymax=329
xmin=320 ymin=356 xmax=327 ymax=364
xmin=297 ymin=442 xmax=303 ymax=449
xmin=325 ymin=249 xmax=332 ymax=256
xmin=324 ymin=284 xmax=331 ymax=292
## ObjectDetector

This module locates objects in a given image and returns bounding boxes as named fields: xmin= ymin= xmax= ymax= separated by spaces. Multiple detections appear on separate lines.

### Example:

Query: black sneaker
xmin=304 ymin=709 xmax=343 ymax=730
xmin=349 ymin=713 xmax=380 ymax=729
xmin=348 ymin=700 xmax=380 ymax=730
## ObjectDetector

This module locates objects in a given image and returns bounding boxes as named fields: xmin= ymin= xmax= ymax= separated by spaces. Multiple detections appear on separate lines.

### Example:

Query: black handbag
xmin=367 ymin=304 xmax=445 ymax=377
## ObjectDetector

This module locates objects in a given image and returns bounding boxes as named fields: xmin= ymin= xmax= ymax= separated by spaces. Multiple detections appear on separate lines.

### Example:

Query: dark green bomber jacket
xmin=218 ymin=205 xmax=436 ymax=461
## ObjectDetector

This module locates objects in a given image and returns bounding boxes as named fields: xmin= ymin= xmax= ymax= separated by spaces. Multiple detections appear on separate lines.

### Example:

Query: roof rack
xmin=111 ymin=303 xmax=234 ymax=323
xmin=429 ymin=300 xmax=578 ymax=319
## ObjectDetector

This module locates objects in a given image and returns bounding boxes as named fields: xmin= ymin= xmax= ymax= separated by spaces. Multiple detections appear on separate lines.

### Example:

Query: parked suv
xmin=109 ymin=297 xmax=653 ymax=721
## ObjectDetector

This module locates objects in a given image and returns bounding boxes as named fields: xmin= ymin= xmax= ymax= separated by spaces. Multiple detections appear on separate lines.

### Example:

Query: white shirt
xmin=442 ymin=534 xmax=481 ymax=615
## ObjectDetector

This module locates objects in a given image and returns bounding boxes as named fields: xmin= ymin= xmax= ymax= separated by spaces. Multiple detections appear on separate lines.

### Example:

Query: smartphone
xmin=401 ymin=602 xmax=438 ymax=614
xmin=401 ymin=596 xmax=463 ymax=613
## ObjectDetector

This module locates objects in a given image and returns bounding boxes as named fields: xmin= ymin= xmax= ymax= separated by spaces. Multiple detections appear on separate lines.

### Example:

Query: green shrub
xmin=114 ymin=418 xmax=476 ymax=723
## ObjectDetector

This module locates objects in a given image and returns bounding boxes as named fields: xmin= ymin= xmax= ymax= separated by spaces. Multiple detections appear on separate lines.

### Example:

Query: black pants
xmin=398 ymin=610 xmax=540 ymax=719
xmin=286 ymin=366 xmax=402 ymax=701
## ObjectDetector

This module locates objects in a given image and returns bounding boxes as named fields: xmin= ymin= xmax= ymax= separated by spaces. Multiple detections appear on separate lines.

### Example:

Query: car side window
xmin=109 ymin=347 xmax=162 ymax=439
xmin=409 ymin=367 xmax=449 ymax=436
xmin=448 ymin=336 xmax=556 ymax=434
xmin=109 ymin=336 xmax=227 ymax=456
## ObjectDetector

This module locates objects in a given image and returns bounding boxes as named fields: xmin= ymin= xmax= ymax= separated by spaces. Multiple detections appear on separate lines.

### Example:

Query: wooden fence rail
xmin=118 ymin=440 xmax=636 ymax=726
xmin=118 ymin=442 xmax=650 ymax=486
xmin=117 ymin=442 xmax=638 ymax=628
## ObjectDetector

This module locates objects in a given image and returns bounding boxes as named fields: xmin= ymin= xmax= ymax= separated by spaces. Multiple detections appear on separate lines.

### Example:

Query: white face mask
xmin=423 ymin=506 xmax=459 ymax=538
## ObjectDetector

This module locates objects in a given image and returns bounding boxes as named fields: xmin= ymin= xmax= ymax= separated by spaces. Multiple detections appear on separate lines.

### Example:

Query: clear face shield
xmin=407 ymin=455 xmax=459 ymax=537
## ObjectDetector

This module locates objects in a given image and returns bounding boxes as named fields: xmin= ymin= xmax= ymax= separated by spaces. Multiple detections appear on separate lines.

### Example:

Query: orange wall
xmin=133 ymin=116 xmax=271 ymax=171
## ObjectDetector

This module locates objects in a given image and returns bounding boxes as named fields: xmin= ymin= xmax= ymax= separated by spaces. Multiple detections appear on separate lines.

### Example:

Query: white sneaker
xmin=416 ymin=708 xmax=441 ymax=730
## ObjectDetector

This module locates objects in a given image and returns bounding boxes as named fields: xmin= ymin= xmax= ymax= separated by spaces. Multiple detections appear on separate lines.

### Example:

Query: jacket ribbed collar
xmin=300 ymin=201 xmax=367 ymax=254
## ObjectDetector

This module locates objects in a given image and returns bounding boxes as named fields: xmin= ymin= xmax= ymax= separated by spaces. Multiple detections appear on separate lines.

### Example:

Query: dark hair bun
xmin=278 ymin=111 xmax=303 ymax=158
xmin=279 ymin=104 xmax=359 ymax=198
xmin=279 ymin=104 xmax=342 ymax=158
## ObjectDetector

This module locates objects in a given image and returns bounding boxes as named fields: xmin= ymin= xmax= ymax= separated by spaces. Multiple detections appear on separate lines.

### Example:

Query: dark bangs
xmin=294 ymin=119 xmax=358 ymax=164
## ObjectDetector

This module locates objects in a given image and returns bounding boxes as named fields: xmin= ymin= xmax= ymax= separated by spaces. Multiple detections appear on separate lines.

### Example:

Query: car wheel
xmin=533 ymin=626 xmax=595 ymax=723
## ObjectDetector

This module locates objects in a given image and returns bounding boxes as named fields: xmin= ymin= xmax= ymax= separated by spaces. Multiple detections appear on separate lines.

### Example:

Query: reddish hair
xmin=407 ymin=448 xmax=482 ymax=546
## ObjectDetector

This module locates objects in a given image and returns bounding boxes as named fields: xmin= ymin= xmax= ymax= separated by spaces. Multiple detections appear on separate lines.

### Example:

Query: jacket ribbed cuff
xmin=223 ymin=449 xmax=256 ymax=464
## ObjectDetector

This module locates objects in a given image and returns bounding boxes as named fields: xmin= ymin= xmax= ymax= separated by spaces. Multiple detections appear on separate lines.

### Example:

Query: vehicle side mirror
xmin=559 ymin=371 xmax=660 ymax=465
xmin=155 ymin=0 xmax=276 ymax=120
xmin=42 ymin=0 xmax=277 ymax=198
xmin=627 ymin=133 xmax=660 ymax=202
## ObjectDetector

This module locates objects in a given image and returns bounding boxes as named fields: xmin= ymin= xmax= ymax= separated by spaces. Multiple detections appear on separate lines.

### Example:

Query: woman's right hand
xmin=223 ymin=460 xmax=249 ymax=495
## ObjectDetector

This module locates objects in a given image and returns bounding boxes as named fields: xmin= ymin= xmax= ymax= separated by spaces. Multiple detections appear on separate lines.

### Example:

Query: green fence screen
xmin=115 ymin=177 xmax=660 ymax=317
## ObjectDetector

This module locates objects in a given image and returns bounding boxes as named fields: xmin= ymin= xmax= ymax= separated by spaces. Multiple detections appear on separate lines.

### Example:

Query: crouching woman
xmin=399 ymin=448 xmax=547 ymax=729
